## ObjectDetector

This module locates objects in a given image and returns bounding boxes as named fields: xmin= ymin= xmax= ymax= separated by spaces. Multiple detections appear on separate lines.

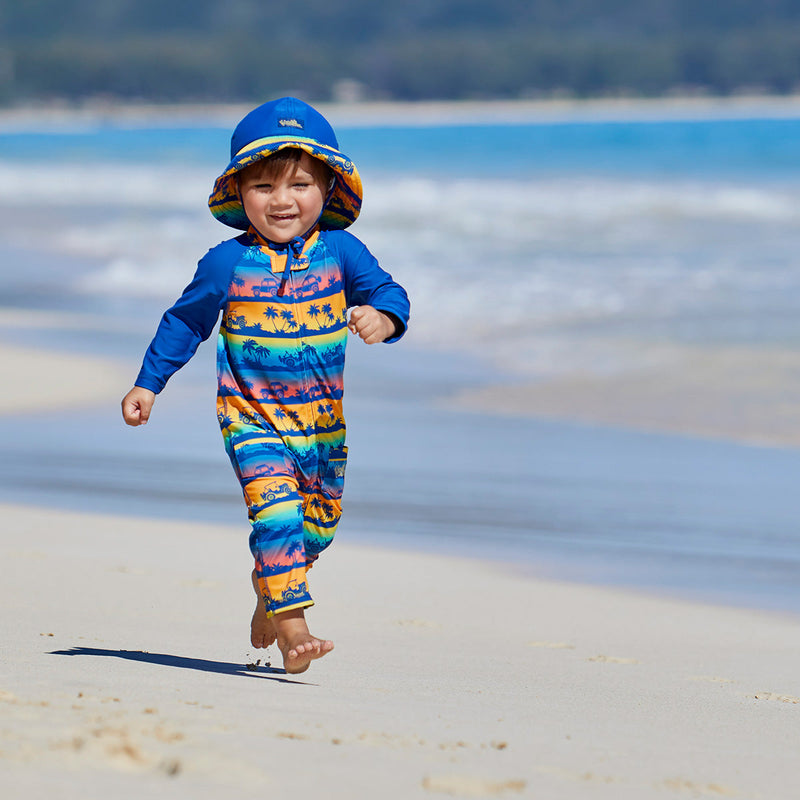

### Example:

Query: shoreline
xmin=0 ymin=341 xmax=130 ymax=414
xmin=449 ymin=341 xmax=800 ymax=452
xmin=4 ymin=93 xmax=800 ymax=130
xmin=2 ymin=500 xmax=799 ymax=799
xmin=2 ymin=328 xmax=799 ymax=621
xmin=8 ymin=314 xmax=800 ymax=453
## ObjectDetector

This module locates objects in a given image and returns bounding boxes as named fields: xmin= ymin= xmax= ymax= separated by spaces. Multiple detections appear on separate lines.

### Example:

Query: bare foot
xmin=272 ymin=608 xmax=334 ymax=674
xmin=250 ymin=569 xmax=276 ymax=649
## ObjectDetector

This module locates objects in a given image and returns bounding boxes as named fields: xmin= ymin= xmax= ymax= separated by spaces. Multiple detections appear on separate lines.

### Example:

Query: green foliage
xmin=4 ymin=0 xmax=800 ymax=102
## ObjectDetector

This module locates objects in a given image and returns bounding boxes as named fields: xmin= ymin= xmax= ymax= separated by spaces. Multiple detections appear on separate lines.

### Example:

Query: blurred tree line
xmin=3 ymin=0 xmax=800 ymax=104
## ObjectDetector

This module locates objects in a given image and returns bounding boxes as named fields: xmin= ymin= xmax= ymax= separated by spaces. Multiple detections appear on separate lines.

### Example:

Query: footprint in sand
xmin=179 ymin=578 xmax=219 ymax=588
xmin=754 ymin=691 xmax=800 ymax=704
xmin=587 ymin=655 xmax=640 ymax=664
xmin=661 ymin=778 xmax=737 ymax=796
xmin=422 ymin=775 xmax=526 ymax=796
xmin=396 ymin=619 xmax=442 ymax=630
xmin=533 ymin=764 xmax=617 ymax=785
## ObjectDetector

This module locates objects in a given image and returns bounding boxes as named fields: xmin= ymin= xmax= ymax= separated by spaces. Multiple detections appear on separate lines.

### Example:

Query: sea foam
xmin=4 ymin=158 xmax=800 ymax=379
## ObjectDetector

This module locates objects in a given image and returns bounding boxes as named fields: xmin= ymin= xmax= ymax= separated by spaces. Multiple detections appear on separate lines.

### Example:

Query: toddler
xmin=122 ymin=97 xmax=410 ymax=673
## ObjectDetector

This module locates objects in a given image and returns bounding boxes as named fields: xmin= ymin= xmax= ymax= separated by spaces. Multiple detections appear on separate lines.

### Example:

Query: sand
xmin=2 ymin=501 xmax=800 ymax=799
xmin=0 ymin=310 xmax=131 ymax=414
xmin=2 ymin=339 xmax=800 ymax=799
xmin=6 ymin=93 xmax=800 ymax=131
xmin=452 ymin=342 xmax=800 ymax=450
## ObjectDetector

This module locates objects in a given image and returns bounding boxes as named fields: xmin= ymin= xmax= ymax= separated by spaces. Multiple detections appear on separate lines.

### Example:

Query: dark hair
xmin=240 ymin=147 xmax=333 ymax=188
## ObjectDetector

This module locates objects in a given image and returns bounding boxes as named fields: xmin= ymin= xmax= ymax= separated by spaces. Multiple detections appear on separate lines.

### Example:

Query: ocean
xmin=2 ymin=101 xmax=800 ymax=613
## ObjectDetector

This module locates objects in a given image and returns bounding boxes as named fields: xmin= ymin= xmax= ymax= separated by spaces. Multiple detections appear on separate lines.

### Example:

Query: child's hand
xmin=347 ymin=306 xmax=396 ymax=344
xmin=121 ymin=386 xmax=156 ymax=426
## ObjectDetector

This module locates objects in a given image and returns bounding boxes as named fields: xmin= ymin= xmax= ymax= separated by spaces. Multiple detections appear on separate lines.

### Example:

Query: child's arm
xmin=348 ymin=306 xmax=398 ymax=344
xmin=129 ymin=237 xmax=246 ymax=397
xmin=330 ymin=231 xmax=410 ymax=342
xmin=121 ymin=386 xmax=156 ymax=426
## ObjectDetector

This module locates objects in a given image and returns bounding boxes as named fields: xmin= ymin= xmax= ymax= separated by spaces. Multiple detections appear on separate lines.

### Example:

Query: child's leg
xmin=254 ymin=455 xmax=344 ymax=671
xmin=228 ymin=433 xmax=341 ymax=672
xmin=302 ymin=445 xmax=347 ymax=563
xmin=250 ymin=566 xmax=334 ymax=672
xmin=245 ymin=474 xmax=334 ymax=672
xmin=250 ymin=567 xmax=276 ymax=648
xmin=270 ymin=607 xmax=334 ymax=674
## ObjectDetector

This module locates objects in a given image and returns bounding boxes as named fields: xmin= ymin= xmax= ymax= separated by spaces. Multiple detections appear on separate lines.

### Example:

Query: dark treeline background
xmin=4 ymin=0 xmax=800 ymax=104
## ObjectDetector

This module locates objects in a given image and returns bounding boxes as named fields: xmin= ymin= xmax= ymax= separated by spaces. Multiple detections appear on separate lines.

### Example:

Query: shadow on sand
xmin=50 ymin=646 xmax=311 ymax=685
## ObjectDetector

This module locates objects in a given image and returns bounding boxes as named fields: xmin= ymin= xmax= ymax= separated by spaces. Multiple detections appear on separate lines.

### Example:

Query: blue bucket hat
xmin=208 ymin=97 xmax=362 ymax=231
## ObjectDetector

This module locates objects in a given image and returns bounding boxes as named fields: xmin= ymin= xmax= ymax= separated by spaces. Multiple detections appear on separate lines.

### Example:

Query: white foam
xmin=0 ymin=160 xmax=210 ymax=208
xmin=5 ymin=163 xmax=800 ymax=379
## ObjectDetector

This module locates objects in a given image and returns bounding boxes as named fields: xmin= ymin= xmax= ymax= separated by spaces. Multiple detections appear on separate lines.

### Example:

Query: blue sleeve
xmin=134 ymin=237 xmax=246 ymax=393
xmin=325 ymin=230 xmax=411 ymax=343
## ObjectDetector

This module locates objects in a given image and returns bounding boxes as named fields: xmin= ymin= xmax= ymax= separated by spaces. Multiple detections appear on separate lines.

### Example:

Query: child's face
xmin=238 ymin=152 xmax=329 ymax=243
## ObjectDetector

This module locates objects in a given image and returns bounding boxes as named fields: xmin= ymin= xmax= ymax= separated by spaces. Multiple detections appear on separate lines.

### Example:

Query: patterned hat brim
xmin=208 ymin=137 xmax=362 ymax=231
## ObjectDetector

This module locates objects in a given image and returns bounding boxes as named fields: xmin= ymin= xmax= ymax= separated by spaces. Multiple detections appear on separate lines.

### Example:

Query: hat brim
xmin=208 ymin=137 xmax=362 ymax=231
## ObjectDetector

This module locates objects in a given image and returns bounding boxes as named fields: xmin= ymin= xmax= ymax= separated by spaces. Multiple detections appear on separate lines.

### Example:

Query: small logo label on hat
xmin=279 ymin=118 xmax=304 ymax=130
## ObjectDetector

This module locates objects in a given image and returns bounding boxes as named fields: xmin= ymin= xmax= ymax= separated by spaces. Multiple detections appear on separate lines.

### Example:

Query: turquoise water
xmin=2 ymin=107 xmax=800 ymax=613
xmin=6 ymin=115 xmax=800 ymax=177
xmin=4 ymin=111 xmax=800 ymax=360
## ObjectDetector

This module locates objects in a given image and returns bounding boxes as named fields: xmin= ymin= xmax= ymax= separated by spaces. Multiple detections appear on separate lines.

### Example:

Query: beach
xmin=452 ymin=340 xmax=800 ymax=449
xmin=4 ymin=494 xmax=800 ymax=799
xmin=3 ymin=99 xmax=800 ymax=798
xmin=1 ymin=330 xmax=799 ymax=799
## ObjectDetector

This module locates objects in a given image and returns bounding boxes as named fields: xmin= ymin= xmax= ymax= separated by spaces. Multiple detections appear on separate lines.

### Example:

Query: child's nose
xmin=271 ymin=185 xmax=292 ymax=205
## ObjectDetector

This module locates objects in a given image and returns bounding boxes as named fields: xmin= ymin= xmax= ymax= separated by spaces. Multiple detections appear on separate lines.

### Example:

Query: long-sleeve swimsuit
xmin=135 ymin=227 xmax=410 ymax=616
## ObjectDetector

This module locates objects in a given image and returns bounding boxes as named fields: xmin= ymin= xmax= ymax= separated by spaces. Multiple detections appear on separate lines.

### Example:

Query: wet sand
xmin=0 ymin=342 xmax=129 ymax=414
xmin=451 ymin=342 xmax=800 ymax=449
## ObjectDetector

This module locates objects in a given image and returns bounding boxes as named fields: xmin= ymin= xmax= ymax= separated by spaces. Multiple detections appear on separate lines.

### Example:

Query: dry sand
xmin=2 ymin=502 xmax=800 ymax=800
xmin=6 ymin=93 xmax=800 ymax=130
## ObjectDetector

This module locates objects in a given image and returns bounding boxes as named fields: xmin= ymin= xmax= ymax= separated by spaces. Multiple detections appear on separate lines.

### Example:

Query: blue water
xmin=2 ymin=105 xmax=800 ymax=615
xmin=6 ymin=115 xmax=800 ymax=178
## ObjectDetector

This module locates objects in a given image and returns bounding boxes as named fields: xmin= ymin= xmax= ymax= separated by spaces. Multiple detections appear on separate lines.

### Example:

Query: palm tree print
xmin=286 ymin=410 xmax=303 ymax=430
xmin=280 ymin=309 xmax=297 ymax=331
xmin=215 ymin=237 xmax=361 ymax=611
xmin=285 ymin=540 xmax=304 ymax=560
xmin=242 ymin=340 xmax=270 ymax=364
xmin=263 ymin=306 xmax=280 ymax=331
